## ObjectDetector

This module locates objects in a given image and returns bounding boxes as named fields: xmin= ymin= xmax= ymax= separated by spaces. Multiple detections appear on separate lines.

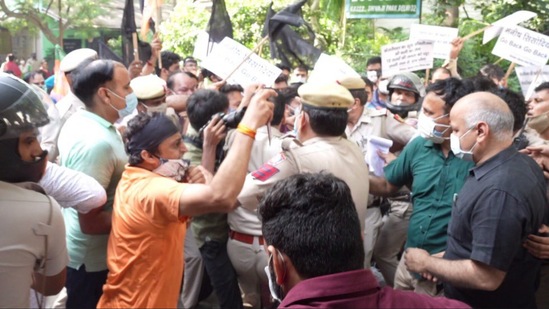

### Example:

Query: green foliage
xmin=472 ymin=0 xmax=549 ymax=33
xmin=161 ymin=0 xmax=410 ymax=72
xmin=107 ymin=36 xmax=123 ymax=58
xmin=0 ymin=0 xmax=109 ymax=45
xmin=159 ymin=2 xmax=209 ymax=58
xmin=161 ymin=0 xmax=547 ymax=90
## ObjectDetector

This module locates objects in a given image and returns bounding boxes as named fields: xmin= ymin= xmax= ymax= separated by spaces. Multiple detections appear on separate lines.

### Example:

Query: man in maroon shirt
xmin=2 ymin=54 xmax=22 ymax=78
xmin=258 ymin=173 xmax=469 ymax=308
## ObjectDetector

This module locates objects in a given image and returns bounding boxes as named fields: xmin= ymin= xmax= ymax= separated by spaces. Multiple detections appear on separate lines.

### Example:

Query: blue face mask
xmin=107 ymin=89 xmax=138 ymax=118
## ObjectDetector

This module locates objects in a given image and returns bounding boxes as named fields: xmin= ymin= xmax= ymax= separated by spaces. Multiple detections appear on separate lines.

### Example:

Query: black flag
xmin=121 ymin=0 xmax=152 ymax=66
xmin=122 ymin=0 xmax=137 ymax=36
xmin=264 ymin=1 xmax=321 ymax=69
xmin=206 ymin=0 xmax=233 ymax=43
xmin=121 ymin=0 xmax=137 ymax=66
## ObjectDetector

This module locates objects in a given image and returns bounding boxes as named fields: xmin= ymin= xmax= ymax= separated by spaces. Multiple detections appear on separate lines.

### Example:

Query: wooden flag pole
xmin=494 ymin=57 xmax=504 ymax=65
xmin=425 ymin=68 xmax=430 ymax=86
xmin=503 ymin=62 xmax=516 ymax=85
xmin=462 ymin=25 xmax=492 ymax=41
xmin=132 ymin=33 xmax=139 ymax=60
xmin=156 ymin=0 xmax=163 ymax=69
xmin=223 ymin=35 xmax=270 ymax=82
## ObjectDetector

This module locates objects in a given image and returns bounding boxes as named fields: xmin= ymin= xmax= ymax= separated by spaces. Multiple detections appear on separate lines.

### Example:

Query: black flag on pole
xmin=121 ymin=0 xmax=137 ymax=66
xmin=263 ymin=0 xmax=321 ymax=69
xmin=206 ymin=0 xmax=233 ymax=47
xmin=122 ymin=0 xmax=152 ymax=66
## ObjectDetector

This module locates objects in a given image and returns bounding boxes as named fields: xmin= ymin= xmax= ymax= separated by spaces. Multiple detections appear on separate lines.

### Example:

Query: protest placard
xmin=515 ymin=66 xmax=549 ymax=98
xmin=409 ymin=24 xmax=458 ymax=59
xmin=482 ymin=10 xmax=537 ymax=45
xmin=307 ymin=53 xmax=360 ymax=83
xmin=201 ymin=37 xmax=281 ymax=88
xmin=192 ymin=31 xmax=218 ymax=61
xmin=492 ymin=26 xmax=549 ymax=68
xmin=381 ymin=40 xmax=434 ymax=77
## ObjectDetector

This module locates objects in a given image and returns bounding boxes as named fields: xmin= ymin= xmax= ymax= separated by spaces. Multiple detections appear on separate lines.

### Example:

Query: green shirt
xmin=58 ymin=110 xmax=127 ymax=271
xmin=384 ymin=136 xmax=473 ymax=254
xmin=183 ymin=126 xmax=228 ymax=248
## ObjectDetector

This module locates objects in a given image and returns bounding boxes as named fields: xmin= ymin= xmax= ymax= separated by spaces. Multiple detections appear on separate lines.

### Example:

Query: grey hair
xmin=463 ymin=105 xmax=514 ymax=141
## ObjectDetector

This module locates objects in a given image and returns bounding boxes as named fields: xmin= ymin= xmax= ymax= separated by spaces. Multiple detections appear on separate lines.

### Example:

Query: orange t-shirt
xmin=98 ymin=165 xmax=188 ymax=308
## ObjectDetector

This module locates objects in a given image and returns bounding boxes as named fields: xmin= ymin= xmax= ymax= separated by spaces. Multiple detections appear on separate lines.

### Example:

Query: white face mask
xmin=292 ymin=109 xmax=302 ymax=140
xmin=264 ymin=254 xmax=283 ymax=302
xmin=378 ymin=79 xmax=389 ymax=94
xmin=367 ymin=70 xmax=379 ymax=83
xmin=152 ymin=158 xmax=190 ymax=181
xmin=141 ymin=102 xmax=168 ymax=115
xmin=450 ymin=127 xmax=477 ymax=161
xmin=417 ymin=112 xmax=450 ymax=144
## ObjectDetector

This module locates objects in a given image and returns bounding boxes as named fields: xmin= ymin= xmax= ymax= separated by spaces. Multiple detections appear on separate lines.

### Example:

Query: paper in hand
xmin=367 ymin=136 xmax=393 ymax=177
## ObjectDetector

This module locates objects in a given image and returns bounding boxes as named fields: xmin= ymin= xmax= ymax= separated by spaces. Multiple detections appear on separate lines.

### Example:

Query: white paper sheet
xmin=367 ymin=136 xmax=393 ymax=177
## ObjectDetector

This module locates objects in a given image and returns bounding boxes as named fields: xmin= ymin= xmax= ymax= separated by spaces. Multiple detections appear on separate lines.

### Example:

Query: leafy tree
xmin=472 ymin=0 xmax=549 ymax=33
xmin=0 ymin=0 xmax=108 ymax=45
xmin=161 ymin=0 xmax=406 ymax=72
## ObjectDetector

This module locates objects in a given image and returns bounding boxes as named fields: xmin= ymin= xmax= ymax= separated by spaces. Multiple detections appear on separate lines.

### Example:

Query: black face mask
xmin=0 ymin=138 xmax=48 ymax=183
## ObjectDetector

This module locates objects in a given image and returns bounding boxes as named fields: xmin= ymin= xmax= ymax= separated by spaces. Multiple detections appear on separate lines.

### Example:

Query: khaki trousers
xmin=394 ymin=255 xmax=442 ymax=296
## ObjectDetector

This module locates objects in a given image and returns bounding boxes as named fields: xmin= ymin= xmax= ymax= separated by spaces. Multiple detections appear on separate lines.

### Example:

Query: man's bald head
xmin=452 ymin=91 xmax=514 ymax=141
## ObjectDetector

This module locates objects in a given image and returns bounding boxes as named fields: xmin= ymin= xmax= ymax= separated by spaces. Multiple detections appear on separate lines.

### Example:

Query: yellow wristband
xmin=237 ymin=123 xmax=256 ymax=140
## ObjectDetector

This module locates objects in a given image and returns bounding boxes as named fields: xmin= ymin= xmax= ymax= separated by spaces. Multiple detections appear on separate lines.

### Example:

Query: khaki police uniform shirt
xmin=0 ymin=181 xmax=69 ymax=308
xmin=238 ymin=136 xmax=370 ymax=231
xmin=345 ymin=107 xmax=416 ymax=157
xmin=228 ymin=126 xmax=284 ymax=236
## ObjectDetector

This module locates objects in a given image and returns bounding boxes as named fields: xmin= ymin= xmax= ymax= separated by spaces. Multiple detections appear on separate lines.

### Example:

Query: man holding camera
xmin=183 ymin=89 xmax=245 ymax=309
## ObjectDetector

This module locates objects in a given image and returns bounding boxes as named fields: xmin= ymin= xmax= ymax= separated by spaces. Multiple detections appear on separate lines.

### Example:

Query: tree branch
xmin=0 ymin=0 xmax=60 ymax=45
xmin=45 ymin=0 xmax=54 ymax=15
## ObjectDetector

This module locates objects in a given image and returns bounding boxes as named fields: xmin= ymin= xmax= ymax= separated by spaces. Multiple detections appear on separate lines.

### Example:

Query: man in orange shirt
xmin=97 ymin=89 xmax=275 ymax=308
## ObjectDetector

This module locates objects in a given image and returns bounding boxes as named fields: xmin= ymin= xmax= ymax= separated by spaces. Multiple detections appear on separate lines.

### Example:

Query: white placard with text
xmin=409 ymin=24 xmax=458 ymax=59
xmin=492 ymin=26 xmax=549 ymax=68
xmin=381 ymin=40 xmax=434 ymax=77
xmin=201 ymin=37 xmax=282 ymax=88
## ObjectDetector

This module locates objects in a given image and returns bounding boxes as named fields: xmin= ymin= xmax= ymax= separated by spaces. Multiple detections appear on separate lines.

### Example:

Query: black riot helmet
xmin=386 ymin=72 xmax=425 ymax=118
xmin=0 ymin=73 xmax=50 ymax=183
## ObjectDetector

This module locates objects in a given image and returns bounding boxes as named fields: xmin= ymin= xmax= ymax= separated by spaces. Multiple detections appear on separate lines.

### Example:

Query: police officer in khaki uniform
xmin=237 ymin=82 xmax=369 ymax=238
xmin=344 ymin=76 xmax=416 ymax=151
xmin=0 ymin=73 xmax=68 ymax=308
xmin=225 ymin=94 xmax=286 ymax=309
xmin=374 ymin=73 xmax=425 ymax=286
xmin=341 ymin=76 xmax=416 ymax=272
xmin=117 ymin=74 xmax=181 ymax=132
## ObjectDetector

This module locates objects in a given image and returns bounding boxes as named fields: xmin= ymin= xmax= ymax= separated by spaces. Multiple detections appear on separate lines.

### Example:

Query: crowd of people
xmin=1 ymin=32 xmax=549 ymax=309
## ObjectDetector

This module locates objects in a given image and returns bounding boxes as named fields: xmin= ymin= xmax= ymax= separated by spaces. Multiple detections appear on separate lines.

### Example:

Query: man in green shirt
xmin=57 ymin=59 xmax=135 ymax=309
xmin=370 ymin=77 xmax=474 ymax=295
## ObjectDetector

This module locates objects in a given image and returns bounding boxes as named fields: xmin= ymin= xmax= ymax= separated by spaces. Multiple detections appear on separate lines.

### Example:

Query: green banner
xmin=346 ymin=0 xmax=421 ymax=19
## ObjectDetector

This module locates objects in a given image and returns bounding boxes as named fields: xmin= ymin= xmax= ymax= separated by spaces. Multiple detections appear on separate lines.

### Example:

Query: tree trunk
xmin=309 ymin=0 xmax=328 ymax=50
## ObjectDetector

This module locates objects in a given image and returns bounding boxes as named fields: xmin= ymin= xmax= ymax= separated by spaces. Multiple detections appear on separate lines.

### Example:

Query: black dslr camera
xmin=198 ymin=107 xmax=246 ymax=138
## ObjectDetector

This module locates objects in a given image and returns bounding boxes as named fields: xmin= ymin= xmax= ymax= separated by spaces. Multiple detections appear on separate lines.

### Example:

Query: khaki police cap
xmin=337 ymin=76 xmax=366 ymax=90
xmin=298 ymin=82 xmax=354 ymax=109
xmin=60 ymin=48 xmax=98 ymax=72
xmin=130 ymin=74 xmax=166 ymax=100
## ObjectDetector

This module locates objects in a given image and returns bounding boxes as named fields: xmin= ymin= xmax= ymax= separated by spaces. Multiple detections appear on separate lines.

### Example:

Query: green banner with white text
xmin=346 ymin=0 xmax=421 ymax=19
